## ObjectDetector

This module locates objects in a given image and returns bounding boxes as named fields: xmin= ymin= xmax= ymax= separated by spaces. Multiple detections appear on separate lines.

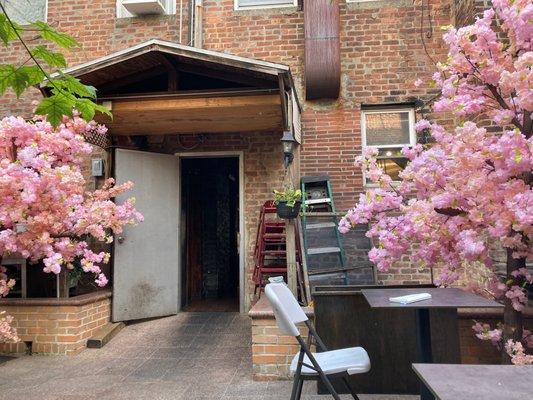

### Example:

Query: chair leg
xmin=295 ymin=378 xmax=304 ymax=400
xmin=341 ymin=376 xmax=360 ymax=400
xmin=316 ymin=371 xmax=341 ymax=400
xmin=295 ymin=336 xmax=341 ymax=400
xmin=290 ymin=349 xmax=305 ymax=400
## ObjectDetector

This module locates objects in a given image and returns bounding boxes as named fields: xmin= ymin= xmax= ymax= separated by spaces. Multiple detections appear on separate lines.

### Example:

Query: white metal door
xmin=112 ymin=149 xmax=179 ymax=322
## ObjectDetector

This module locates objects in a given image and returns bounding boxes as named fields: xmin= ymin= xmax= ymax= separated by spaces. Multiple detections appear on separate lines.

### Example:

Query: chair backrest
xmin=265 ymin=282 xmax=308 ymax=336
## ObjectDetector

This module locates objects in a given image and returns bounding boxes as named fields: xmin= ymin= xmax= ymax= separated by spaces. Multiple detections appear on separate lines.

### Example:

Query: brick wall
xmin=0 ymin=1 xmax=456 ymax=289
xmin=459 ymin=310 xmax=533 ymax=364
xmin=0 ymin=291 xmax=111 ymax=355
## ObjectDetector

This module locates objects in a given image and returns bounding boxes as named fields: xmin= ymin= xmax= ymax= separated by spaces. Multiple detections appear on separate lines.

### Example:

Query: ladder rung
xmin=303 ymin=212 xmax=341 ymax=217
xmin=307 ymin=247 xmax=341 ymax=255
xmin=307 ymin=267 xmax=353 ymax=275
xmin=304 ymin=198 xmax=331 ymax=205
xmin=264 ymin=233 xmax=285 ymax=238
xmin=308 ymin=263 xmax=373 ymax=275
xmin=306 ymin=222 xmax=336 ymax=230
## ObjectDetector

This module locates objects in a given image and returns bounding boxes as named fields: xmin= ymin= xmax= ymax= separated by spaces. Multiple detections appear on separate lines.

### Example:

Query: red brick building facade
xmin=0 ymin=0 xmax=458 ymax=288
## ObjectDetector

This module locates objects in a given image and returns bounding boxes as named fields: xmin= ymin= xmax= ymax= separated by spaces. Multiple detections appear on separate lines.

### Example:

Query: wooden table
xmin=362 ymin=288 xmax=503 ymax=400
xmin=413 ymin=363 xmax=533 ymax=400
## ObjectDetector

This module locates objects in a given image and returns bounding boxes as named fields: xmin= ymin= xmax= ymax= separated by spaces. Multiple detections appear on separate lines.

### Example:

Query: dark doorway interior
xmin=181 ymin=157 xmax=239 ymax=312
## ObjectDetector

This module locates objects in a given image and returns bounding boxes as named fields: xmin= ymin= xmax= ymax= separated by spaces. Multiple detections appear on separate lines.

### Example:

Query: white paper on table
xmin=389 ymin=293 xmax=432 ymax=305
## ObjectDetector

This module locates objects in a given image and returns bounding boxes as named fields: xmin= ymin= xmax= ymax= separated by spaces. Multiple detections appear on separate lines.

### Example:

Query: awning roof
xmin=57 ymin=40 xmax=301 ymax=136
xmin=63 ymin=39 xmax=292 ymax=81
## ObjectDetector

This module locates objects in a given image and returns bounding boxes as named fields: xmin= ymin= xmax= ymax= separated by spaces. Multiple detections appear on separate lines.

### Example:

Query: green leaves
xmin=0 ymin=64 xmax=44 ymax=97
xmin=0 ymin=13 xmax=20 ymax=45
xmin=35 ymin=94 xmax=74 ymax=127
xmin=48 ymin=75 xmax=97 ymax=99
xmin=0 ymin=14 xmax=112 ymax=126
xmin=31 ymin=45 xmax=67 ymax=68
xmin=32 ymin=21 xmax=79 ymax=49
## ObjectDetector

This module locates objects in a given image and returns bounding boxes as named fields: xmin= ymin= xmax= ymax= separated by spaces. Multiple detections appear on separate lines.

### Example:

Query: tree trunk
xmin=502 ymin=248 xmax=524 ymax=364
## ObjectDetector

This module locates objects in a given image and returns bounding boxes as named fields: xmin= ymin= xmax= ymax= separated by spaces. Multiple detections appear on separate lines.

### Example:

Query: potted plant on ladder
xmin=273 ymin=188 xmax=302 ymax=219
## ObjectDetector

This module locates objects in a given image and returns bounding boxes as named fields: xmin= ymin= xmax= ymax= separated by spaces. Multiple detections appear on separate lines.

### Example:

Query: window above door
xmin=0 ymin=0 xmax=47 ymax=24
xmin=235 ymin=0 xmax=297 ymax=11
xmin=361 ymin=107 xmax=416 ymax=183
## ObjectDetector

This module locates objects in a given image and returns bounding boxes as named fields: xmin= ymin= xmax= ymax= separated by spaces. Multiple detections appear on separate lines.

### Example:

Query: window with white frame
xmin=361 ymin=107 xmax=416 ymax=183
xmin=235 ymin=0 xmax=297 ymax=10
xmin=0 ymin=0 xmax=47 ymax=24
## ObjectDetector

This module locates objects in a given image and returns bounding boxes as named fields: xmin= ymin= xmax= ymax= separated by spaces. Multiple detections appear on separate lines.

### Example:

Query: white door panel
xmin=112 ymin=149 xmax=179 ymax=322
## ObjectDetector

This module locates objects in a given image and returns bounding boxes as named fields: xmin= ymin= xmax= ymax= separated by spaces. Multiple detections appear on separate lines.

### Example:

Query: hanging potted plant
xmin=273 ymin=188 xmax=302 ymax=219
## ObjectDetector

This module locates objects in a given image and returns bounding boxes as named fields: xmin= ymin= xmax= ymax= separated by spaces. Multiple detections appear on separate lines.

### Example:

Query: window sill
xmin=345 ymin=0 xmax=412 ymax=10
xmin=233 ymin=6 xmax=299 ymax=17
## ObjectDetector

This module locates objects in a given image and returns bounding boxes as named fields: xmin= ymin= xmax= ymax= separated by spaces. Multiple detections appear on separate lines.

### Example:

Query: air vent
xmin=122 ymin=0 xmax=166 ymax=15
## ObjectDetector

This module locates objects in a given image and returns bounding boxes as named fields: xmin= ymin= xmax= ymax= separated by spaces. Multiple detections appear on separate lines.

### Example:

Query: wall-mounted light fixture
xmin=281 ymin=130 xmax=296 ymax=169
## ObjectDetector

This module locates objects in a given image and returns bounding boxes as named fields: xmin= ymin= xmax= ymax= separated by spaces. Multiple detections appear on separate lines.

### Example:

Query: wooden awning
xmin=57 ymin=40 xmax=301 ymax=138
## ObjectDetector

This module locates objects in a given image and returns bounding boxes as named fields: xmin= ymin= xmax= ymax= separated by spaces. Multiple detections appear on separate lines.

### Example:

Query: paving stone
xmin=0 ymin=312 xmax=417 ymax=400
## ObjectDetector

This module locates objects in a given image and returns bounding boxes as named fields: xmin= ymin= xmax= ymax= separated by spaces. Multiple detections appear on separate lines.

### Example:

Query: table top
xmin=362 ymin=287 xmax=503 ymax=309
xmin=412 ymin=363 xmax=533 ymax=400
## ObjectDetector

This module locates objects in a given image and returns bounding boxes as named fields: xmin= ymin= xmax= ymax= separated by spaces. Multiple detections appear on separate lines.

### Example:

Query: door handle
xmin=117 ymin=236 xmax=125 ymax=244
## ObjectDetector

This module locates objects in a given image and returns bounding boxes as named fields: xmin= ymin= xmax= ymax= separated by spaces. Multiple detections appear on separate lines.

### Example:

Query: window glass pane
xmin=1 ymin=0 xmax=47 ymax=24
xmin=365 ymin=111 xmax=411 ymax=146
xmin=367 ymin=148 xmax=408 ymax=183
xmin=238 ymin=0 xmax=294 ymax=7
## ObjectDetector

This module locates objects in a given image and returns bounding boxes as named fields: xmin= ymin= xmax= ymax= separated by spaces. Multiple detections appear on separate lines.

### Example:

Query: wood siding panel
xmin=304 ymin=0 xmax=340 ymax=100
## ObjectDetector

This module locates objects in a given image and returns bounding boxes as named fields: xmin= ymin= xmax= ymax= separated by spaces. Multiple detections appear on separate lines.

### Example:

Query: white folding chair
xmin=265 ymin=282 xmax=370 ymax=400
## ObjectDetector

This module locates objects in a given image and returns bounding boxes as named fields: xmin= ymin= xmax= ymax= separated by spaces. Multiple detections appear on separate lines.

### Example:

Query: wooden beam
xmin=98 ymin=65 xmax=167 ymax=94
xmin=175 ymin=62 xmax=277 ymax=88
xmin=110 ymin=94 xmax=280 ymax=113
xmin=285 ymin=220 xmax=298 ymax=296
xmin=96 ymin=94 xmax=283 ymax=135
xmin=157 ymin=53 xmax=178 ymax=91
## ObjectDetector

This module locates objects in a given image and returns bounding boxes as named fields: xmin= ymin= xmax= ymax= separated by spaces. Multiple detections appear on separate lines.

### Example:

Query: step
xmin=307 ymin=263 xmax=373 ymax=275
xmin=301 ymin=175 xmax=329 ymax=184
xmin=308 ymin=266 xmax=352 ymax=275
xmin=305 ymin=222 xmax=336 ymax=230
xmin=307 ymin=246 xmax=341 ymax=255
xmin=86 ymin=322 xmax=125 ymax=349
xmin=261 ymin=250 xmax=288 ymax=256
xmin=263 ymin=233 xmax=286 ymax=239
xmin=304 ymin=198 xmax=331 ymax=205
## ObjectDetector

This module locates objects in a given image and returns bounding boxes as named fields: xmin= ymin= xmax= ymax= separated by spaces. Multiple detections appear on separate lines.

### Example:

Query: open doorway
xmin=180 ymin=156 xmax=240 ymax=312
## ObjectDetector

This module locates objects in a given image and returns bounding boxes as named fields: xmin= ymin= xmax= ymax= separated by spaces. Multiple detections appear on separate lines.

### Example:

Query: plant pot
xmin=276 ymin=201 xmax=301 ymax=219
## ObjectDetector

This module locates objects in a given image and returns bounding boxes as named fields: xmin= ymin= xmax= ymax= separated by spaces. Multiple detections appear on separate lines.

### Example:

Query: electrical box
xmin=91 ymin=158 xmax=104 ymax=177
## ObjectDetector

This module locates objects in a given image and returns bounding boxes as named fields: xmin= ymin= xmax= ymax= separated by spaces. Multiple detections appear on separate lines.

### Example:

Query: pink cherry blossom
xmin=0 ymin=116 xmax=142 ymax=342
xmin=342 ymin=1 xmax=532 ymax=364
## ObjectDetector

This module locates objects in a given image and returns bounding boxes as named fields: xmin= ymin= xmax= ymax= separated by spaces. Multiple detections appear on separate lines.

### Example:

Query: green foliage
xmin=0 ymin=10 xmax=111 ymax=126
xmin=273 ymin=188 xmax=302 ymax=208
xmin=31 ymin=21 xmax=79 ymax=49
xmin=31 ymin=45 xmax=67 ymax=68
xmin=35 ymin=94 xmax=74 ymax=127
xmin=0 ymin=13 xmax=19 ymax=44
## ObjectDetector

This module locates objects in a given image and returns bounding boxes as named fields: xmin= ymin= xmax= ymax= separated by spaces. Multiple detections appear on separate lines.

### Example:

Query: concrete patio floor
xmin=0 ymin=312 xmax=418 ymax=400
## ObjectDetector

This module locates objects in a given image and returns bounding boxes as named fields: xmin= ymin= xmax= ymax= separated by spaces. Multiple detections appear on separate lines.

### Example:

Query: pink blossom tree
xmin=339 ymin=0 xmax=532 ymax=364
xmin=0 ymin=115 xmax=143 ymax=342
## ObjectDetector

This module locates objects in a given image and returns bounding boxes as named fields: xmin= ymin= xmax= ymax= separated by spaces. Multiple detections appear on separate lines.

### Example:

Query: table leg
xmin=415 ymin=309 xmax=434 ymax=400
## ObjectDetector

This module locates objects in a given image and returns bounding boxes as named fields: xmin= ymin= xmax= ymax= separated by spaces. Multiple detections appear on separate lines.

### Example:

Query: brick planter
xmin=0 ymin=290 xmax=111 ymax=355
xmin=249 ymin=296 xmax=314 ymax=381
